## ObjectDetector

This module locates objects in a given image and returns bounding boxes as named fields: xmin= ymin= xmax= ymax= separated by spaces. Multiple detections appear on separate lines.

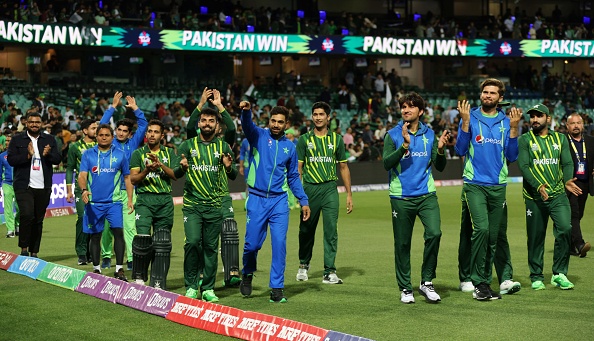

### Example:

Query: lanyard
xmin=96 ymin=147 xmax=113 ymax=176
xmin=568 ymin=136 xmax=586 ymax=162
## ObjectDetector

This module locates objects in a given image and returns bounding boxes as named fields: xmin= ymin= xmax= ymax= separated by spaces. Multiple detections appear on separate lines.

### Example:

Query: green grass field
xmin=1 ymin=183 xmax=593 ymax=340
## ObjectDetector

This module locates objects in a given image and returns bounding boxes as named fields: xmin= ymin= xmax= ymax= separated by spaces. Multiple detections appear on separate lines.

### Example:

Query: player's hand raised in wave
xmin=111 ymin=91 xmax=123 ymax=108
xmin=239 ymin=101 xmax=251 ymax=110
xmin=125 ymin=96 xmax=138 ymax=111
xmin=508 ymin=107 xmax=522 ymax=128
xmin=457 ymin=100 xmax=470 ymax=124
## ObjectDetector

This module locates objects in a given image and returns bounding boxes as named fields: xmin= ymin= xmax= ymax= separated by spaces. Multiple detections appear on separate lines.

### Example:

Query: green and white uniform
xmin=176 ymin=136 xmax=237 ymax=291
xmin=297 ymin=131 xmax=346 ymax=275
xmin=65 ymin=139 xmax=96 ymax=258
xmin=518 ymin=131 xmax=573 ymax=282
xmin=130 ymin=145 xmax=178 ymax=235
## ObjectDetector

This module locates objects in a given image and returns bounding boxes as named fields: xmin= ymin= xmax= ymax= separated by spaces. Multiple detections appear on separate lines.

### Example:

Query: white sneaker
xmin=322 ymin=272 xmax=343 ymax=284
xmin=296 ymin=267 xmax=309 ymax=281
xmin=459 ymin=281 xmax=475 ymax=293
xmin=419 ymin=282 xmax=441 ymax=302
xmin=400 ymin=289 xmax=415 ymax=304
xmin=500 ymin=279 xmax=521 ymax=295
xmin=135 ymin=279 xmax=145 ymax=285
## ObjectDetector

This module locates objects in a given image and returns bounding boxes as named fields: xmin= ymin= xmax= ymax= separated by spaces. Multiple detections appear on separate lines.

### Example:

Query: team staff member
xmin=175 ymin=108 xmax=237 ymax=303
xmin=66 ymin=119 xmax=98 ymax=265
xmin=8 ymin=112 xmax=61 ymax=257
xmin=130 ymin=120 xmax=178 ymax=289
xmin=382 ymin=92 xmax=449 ymax=304
xmin=296 ymin=101 xmax=353 ymax=284
xmin=518 ymin=104 xmax=581 ymax=290
xmin=454 ymin=79 xmax=521 ymax=300
xmin=1 ymin=134 xmax=19 ymax=238
xmin=565 ymin=113 xmax=593 ymax=257
xmin=100 ymin=92 xmax=148 ymax=269
xmin=239 ymin=101 xmax=310 ymax=303
xmin=79 ymin=124 xmax=134 ymax=280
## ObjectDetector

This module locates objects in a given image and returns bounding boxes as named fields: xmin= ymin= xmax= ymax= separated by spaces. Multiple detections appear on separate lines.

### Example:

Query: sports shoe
xmin=93 ymin=269 xmax=101 ymax=274
xmin=418 ymin=282 xmax=441 ymax=303
xmin=20 ymin=250 xmax=29 ymax=256
xmin=185 ymin=288 xmax=198 ymax=299
xmin=240 ymin=273 xmax=253 ymax=297
xmin=6 ymin=231 xmax=15 ymax=238
xmin=459 ymin=281 xmax=474 ymax=293
xmin=322 ymin=272 xmax=343 ymax=284
xmin=114 ymin=269 xmax=128 ymax=282
xmin=487 ymin=285 xmax=501 ymax=300
xmin=472 ymin=283 xmax=492 ymax=300
xmin=202 ymin=289 xmax=220 ymax=303
xmin=400 ymin=289 xmax=415 ymax=304
xmin=269 ymin=288 xmax=287 ymax=303
xmin=296 ymin=265 xmax=309 ymax=281
xmin=532 ymin=280 xmax=546 ymax=290
xmin=578 ymin=242 xmax=591 ymax=258
xmin=77 ymin=256 xmax=87 ymax=265
xmin=127 ymin=261 xmax=133 ymax=271
xmin=101 ymin=258 xmax=111 ymax=269
xmin=551 ymin=274 xmax=574 ymax=290
xmin=500 ymin=280 xmax=521 ymax=295
xmin=135 ymin=279 xmax=144 ymax=285
xmin=225 ymin=276 xmax=242 ymax=287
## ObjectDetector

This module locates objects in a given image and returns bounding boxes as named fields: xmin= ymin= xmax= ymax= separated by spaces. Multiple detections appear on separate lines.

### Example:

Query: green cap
xmin=285 ymin=128 xmax=296 ymax=135
xmin=38 ymin=93 xmax=45 ymax=98
xmin=526 ymin=103 xmax=550 ymax=116
xmin=497 ymin=100 xmax=511 ymax=107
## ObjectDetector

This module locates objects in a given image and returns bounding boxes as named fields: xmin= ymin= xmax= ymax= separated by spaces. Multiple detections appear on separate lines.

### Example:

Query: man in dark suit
xmin=7 ymin=112 xmax=62 ymax=257
xmin=566 ymin=113 xmax=594 ymax=258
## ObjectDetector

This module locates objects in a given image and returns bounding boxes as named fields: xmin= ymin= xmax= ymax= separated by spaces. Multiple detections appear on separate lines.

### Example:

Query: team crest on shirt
xmin=307 ymin=142 xmax=314 ymax=150
xmin=214 ymin=151 xmax=220 ymax=158
xmin=531 ymin=143 xmax=539 ymax=152
xmin=190 ymin=149 xmax=198 ymax=157
xmin=3 ymin=155 xmax=6 ymax=159
xmin=268 ymin=138 xmax=272 ymax=148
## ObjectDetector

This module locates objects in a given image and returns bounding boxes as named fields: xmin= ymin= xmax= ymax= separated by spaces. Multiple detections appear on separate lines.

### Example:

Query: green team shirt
xmin=66 ymin=139 xmax=97 ymax=186
xmin=177 ymin=135 xmax=237 ymax=207
xmin=130 ymin=145 xmax=178 ymax=194
xmin=518 ymin=130 xmax=574 ymax=200
xmin=297 ymin=131 xmax=347 ymax=184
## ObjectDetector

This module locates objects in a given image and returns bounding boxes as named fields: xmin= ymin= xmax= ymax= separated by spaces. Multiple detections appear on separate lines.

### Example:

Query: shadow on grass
xmin=43 ymin=254 xmax=75 ymax=263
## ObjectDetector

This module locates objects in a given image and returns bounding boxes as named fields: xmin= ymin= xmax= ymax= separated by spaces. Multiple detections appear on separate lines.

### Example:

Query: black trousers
xmin=15 ymin=187 xmax=51 ymax=254
xmin=567 ymin=180 xmax=590 ymax=250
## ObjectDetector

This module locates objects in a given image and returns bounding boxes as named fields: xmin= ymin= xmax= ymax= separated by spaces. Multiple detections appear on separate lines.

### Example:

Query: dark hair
xmin=148 ymin=119 xmax=165 ymax=133
xmin=26 ymin=112 xmax=42 ymax=120
xmin=311 ymin=101 xmax=331 ymax=116
xmin=116 ymin=118 xmax=134 ymax=131
xmin=270 ymin=106 xmax=289 ymax=120
xmin=97 ymin=124 xmax=114 ymax=136
xmin=80 ymin=119 xmax=96 ymax=131
xmin=480 ymin=78 xmax=506 ymax=97
xmin=200 ymin=108 xmax=221 ymax=122
xmin=398 ymin=92 xmax=425 ymax=112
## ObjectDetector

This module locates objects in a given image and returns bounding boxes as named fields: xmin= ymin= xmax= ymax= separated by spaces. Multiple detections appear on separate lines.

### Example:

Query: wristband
xmin=402 ymin=144 xmax=409 ymax=150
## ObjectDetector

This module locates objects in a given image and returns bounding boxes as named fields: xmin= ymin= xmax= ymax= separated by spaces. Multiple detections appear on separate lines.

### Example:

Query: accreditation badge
xmin=577 ymin=162 xmax=586 ymax=175
xmin=32 ymin=157 xmax=41 ymax=171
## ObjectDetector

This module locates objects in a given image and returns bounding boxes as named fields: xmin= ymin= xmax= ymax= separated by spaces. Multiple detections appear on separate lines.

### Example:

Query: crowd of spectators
xmin=2 ymin=1 xmax=591 ymax=39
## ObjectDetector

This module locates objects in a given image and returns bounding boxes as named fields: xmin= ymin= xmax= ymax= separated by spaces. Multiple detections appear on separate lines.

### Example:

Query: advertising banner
xmin=75 ymin=272 xmax=109 ymax=296
xmin=0 ymin=250 xmax=18 ymax=270
xmin=140 ymin=289 xmax=179 ymax=317
xmin=7 ymin=255 xmax=48 ymax=279
xmin=37 ymin=262 xmax=86 ymax=290
xmin=94 ymin=277 xmax=128 ymax=303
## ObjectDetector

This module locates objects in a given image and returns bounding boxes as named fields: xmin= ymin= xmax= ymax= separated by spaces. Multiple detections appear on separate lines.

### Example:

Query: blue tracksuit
xmin=239 ymin=138 xmax=250 ymax=182
xmin=100 ymin=106 xmax=148 ymax=189
xmin=0 ymin=151 xmax=14 ymax=185
xmin=454 ymin=107 xmax=518 ymax=186
xmin=240 ymin=108 xmax=308 ymax=289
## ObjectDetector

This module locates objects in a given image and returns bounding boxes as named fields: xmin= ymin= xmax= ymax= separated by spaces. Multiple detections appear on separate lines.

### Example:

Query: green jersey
xmin=130 ymin=145 xmax=178 ymax=194
xmin=296 ymin=131 xmax=347 ymax=184
xmin=66 ymin=139 xmax=97 ymax=185
xmin=177 ymin=135 xmax=237 ymax=207
xmin=518 ymin=130 xmax=574 ymax=200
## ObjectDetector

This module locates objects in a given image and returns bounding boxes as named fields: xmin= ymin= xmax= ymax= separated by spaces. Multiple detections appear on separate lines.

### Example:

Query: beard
xmin=201 ymin=127 xmax=216 ymax=139
xmin=531 ymin=123 xmax=546 ymax=135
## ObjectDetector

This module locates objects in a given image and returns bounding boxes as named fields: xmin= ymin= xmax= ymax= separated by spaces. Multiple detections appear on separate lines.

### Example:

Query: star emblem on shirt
xmin=214 ymin=151 xmax=221 ymax=158
xmin=162 ymin=157 xmax=168 ymax=163
xmin=111 ymin=156 xmax=118 ymax=163
xmin=526 ymin=209 xmax=532 ymax=217
xmin=229 ymin=206 xmax=234 ymax=213
xmin=499 ymin=126 xmax=506 ymax=133
xmin=246 ymin=215 xmax=250 ymax=224
xmin=283 ymin=147 xmax=289 ymax=154
xmin=183 ymin=216 xmax=188 ymax=222
xmin=328 ymin=143 xmax=334 ymax=150
xmin=135 ymin=213 xmax=140 ymax=220
xmin=75 ymin=197 xmax=80 ymax=202
xmin=552 ymin=143 xmax=560 ymax=150
xmin=392 ymin=210 xmax=398 ymax=218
